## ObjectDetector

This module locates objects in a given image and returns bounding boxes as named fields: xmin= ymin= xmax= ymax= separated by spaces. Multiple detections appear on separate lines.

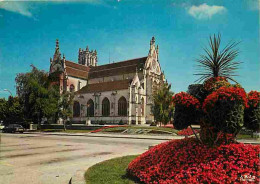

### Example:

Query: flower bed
xmin=90 ymin=125 xmax=127 ymax=133
xmin=127 ymin=138 xmax=260 ymax=184
xmin=177 ymin=127 xmax=198 ymax=136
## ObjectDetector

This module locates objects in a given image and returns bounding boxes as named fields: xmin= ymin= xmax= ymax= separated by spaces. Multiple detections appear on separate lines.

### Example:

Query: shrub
xmin=188 ymin=84 xmax=208 ymax=103
xmin=244 ymin=91 xmax=260 ymax=132
xmin=118 ymin=119 xmax=124 ymax=125
xmin=177 ymin=127 xmax=199 ymax=136
xmin=203 ymin=86 xmax=247 ymax=134
xmin=203 ymin=77 xmax=230 ymax=92
xmin=127 ymin=138 xmax=260 ymax=184
xmin=172 ymin=92 xmax=201 ymax=130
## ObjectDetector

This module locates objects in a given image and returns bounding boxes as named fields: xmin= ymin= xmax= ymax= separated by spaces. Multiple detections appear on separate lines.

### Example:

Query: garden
xmin=85 ymin=35 xmax=260 ymax=183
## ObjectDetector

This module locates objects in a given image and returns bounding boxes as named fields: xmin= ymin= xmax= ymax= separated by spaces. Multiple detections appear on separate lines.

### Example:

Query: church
xmin=49 ymin=37 xmax=165 ymax=125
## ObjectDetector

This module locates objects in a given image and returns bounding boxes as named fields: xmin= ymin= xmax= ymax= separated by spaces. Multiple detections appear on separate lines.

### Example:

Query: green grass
xmin=84 ymin=155 xmax=139 ymax=184
xmin=236 ymin=134 xmax=259 ymax=140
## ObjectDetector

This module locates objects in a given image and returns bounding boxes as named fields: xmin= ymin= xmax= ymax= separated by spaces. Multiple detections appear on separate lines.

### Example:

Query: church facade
xmin=49 ymin=37 xmax=165 ymax=125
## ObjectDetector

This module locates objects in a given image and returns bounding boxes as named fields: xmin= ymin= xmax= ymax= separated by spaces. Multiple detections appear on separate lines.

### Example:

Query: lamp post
xmin=3 ymin=89 xmax=13 ymax=97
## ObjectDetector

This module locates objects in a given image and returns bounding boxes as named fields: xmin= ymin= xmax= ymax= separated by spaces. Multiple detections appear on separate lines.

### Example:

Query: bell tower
xmin=78 ymin=46 xmax=98 ymax=67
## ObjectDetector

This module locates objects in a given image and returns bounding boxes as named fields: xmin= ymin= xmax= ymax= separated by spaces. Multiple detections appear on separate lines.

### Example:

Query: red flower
xmin=203 ymin=87 xmax=248 ymax=112
xmin=173 ymin=92 xmax=200 ymax=109
xmin=247 ymin=91 xmax=260 ymax=108
xmin=127 ymin=138 xmax=260 ymax=184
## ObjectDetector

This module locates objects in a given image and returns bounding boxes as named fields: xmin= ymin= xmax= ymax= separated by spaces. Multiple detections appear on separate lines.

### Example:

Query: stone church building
xmin=49 ymin=37 xmax=165 ymax=125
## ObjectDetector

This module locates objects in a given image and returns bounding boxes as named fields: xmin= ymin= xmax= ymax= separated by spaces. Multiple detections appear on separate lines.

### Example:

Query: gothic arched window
xmin=73 ymin=101 xmax=80 ymax=117
xmin=102 ymin=97 xmax=110 ymax=116
xmin=87 ymin=99 xmax=94 ymax=117
xmin=118 ymin=96 xmax=127 ymax=116
xmin=70 ymin=84 xmax=75 ymax=92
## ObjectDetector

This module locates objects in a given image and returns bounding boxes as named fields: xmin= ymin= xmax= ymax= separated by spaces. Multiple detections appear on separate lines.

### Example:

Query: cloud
xmin=0 ymin=1 xmax=32 ymax=17
xmin=188 ymin=3 xmax=226 ymax=20
xmin=0 ymin=0 xmax=102 ymax=18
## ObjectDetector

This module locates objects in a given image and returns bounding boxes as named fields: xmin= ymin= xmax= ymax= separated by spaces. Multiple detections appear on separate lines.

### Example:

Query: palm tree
xmin=195 ymin=34 xmax=241 ymax=83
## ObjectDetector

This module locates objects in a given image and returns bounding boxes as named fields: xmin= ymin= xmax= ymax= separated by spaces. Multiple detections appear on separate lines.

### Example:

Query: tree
xmin=152 ymin=83 xmax=174 ymax=126
xmin=4 ymin=96 xmax=24 ymax=126
xmin=15 ymin=65 xmax=59 ymax=124
xmin=0 ymin=98 xmax=7 ymax=123
xmin=195 ymin=34 xmax=240 ymax=83
xmin=59 ymin=92 xmax=74 ymax=130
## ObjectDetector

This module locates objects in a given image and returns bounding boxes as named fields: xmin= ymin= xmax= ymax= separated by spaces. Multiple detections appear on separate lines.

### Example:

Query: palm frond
xmin=194 ymin=34 xmax=240 ymax=83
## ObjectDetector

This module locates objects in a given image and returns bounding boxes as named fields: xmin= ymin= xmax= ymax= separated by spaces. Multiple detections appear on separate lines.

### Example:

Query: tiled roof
xmin=65 ymin=60 xmax=90 ymax=79
xmin=65 ymin=60 xmax=90 ymax=71
xmin=64 ymin=56 xmax=147 ymax=79
xmin=65 ymin=67 xmax=88 ymax=79
xmin=76 ymin=79 xmax=132 ymax=94
xmin=88 ymin=57 xmax=147 ymax=79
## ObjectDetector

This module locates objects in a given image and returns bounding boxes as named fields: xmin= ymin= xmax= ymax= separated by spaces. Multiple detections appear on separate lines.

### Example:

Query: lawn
xmin=84 ymin=155 xmax=139 ymax=184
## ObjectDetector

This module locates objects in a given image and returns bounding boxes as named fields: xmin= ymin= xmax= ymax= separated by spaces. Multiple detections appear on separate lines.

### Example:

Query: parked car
xmin=2 ymin=124 xmax=25 ymax=133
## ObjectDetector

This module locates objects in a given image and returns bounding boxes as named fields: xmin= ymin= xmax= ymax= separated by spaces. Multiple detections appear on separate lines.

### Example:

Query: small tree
xmin=152 ymin=83 xmax=174 ymax=126
xmin=59 ymin=92 xmax=74 ymax=131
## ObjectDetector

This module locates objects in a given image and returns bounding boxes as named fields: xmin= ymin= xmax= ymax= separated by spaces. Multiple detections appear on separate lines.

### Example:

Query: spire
xmin=53 ymin=39 xmax=61 ymax=61
xmin=63 ymin=54 xmax=65 ymax=59
xmin=86 ymin=46 xmax=89 ymax=52
xmin=150 ymin=36 xmax=155 ymax=46
xmin=56 ymin=39 xmax=59 ymax=48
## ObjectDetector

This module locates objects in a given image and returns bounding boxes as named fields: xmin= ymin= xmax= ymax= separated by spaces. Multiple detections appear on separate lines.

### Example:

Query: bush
xmin=99 ymin=120 xmax=105 ymax=125
xmin=172 ymin=92 xmax=201 ymax=130
xmin=149 ymin=122 xmax=157 ymax=126
xmin=244 ymin=91 xmax=260 ymax=132
xmin=203 ymin=76 xmax=231 ymax=93
xmin=203 ymin=86 xmax=247 ymax=134
xmin=118 ymin=119 xmax=124 ymax=125
xmin=187 ymin=84 xmax=208 ymax=103
xmin=127 ymin=138 xmax=260 ymax=184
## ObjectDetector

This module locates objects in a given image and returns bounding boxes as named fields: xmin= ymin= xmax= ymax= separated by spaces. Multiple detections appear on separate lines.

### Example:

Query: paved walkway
xmin=22 ymin=132 xmax=259 ymax=183
xmin=25 ymin=131 xmax=260 ymax=144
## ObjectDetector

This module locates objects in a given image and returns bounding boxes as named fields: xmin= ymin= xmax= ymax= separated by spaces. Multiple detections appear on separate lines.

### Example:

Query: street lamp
xmin=3 ymin=89 xmax=13 ymax=97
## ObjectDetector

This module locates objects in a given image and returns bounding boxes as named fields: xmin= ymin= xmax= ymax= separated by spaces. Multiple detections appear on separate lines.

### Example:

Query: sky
xmin=0 ymin=0 xmax=259 ymax=98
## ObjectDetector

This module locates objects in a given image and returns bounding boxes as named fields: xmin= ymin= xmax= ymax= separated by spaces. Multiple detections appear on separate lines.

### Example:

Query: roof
xmin=88 ymin=57 xmax=147 ymax=79
xmin=76 ymin=79 xmax=132 ymax=94
xmin=65 ymin=60 xmax=90 ymax=79
xmin=64 ymin=56 xmax=147 ymax=80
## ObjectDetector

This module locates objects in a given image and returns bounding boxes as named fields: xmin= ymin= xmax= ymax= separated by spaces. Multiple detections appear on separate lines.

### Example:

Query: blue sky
xmin=0 ymin=0 xmax=259 ymax=98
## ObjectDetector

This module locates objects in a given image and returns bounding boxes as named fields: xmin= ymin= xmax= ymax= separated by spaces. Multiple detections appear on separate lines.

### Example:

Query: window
xmin=118 ymin=96 xmax=127 ymax=116
xmin=87 ymin=99 xmax=94 ymax=117
xmin=70 ymin=84 xmax=75 ymax=92
xmin=102 ymin=97 xmax=110 ymax=116
xmin=73 ymin=101 xmax=80 ymax=117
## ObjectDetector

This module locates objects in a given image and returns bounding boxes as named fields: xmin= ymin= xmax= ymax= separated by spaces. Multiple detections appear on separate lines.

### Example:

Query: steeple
xmin=53 ymin=39 xmax=61 ymax=61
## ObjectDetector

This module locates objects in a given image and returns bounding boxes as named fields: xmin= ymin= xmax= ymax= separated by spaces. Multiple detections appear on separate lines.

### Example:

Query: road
xmin=0 ymin=133 xmax=166 ymax=184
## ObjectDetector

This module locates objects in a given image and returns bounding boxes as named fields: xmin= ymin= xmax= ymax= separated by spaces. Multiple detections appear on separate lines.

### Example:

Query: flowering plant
xmin=172 ymin=92 xmax=200 ymax=109
xmin=177 ymin=127 xmax=199 ymax=136
xmin=127 ymin=138 xmax=260 ymax=184
xmin=203 ymin=86 xmax=248 ymax=112
xmin=173 ymin=92 xmax=201 ymax=130
xmin=203 ymin=77 xmax=230 ymax=92
xmin=247 ymin=91 xmax=260 ymax=108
